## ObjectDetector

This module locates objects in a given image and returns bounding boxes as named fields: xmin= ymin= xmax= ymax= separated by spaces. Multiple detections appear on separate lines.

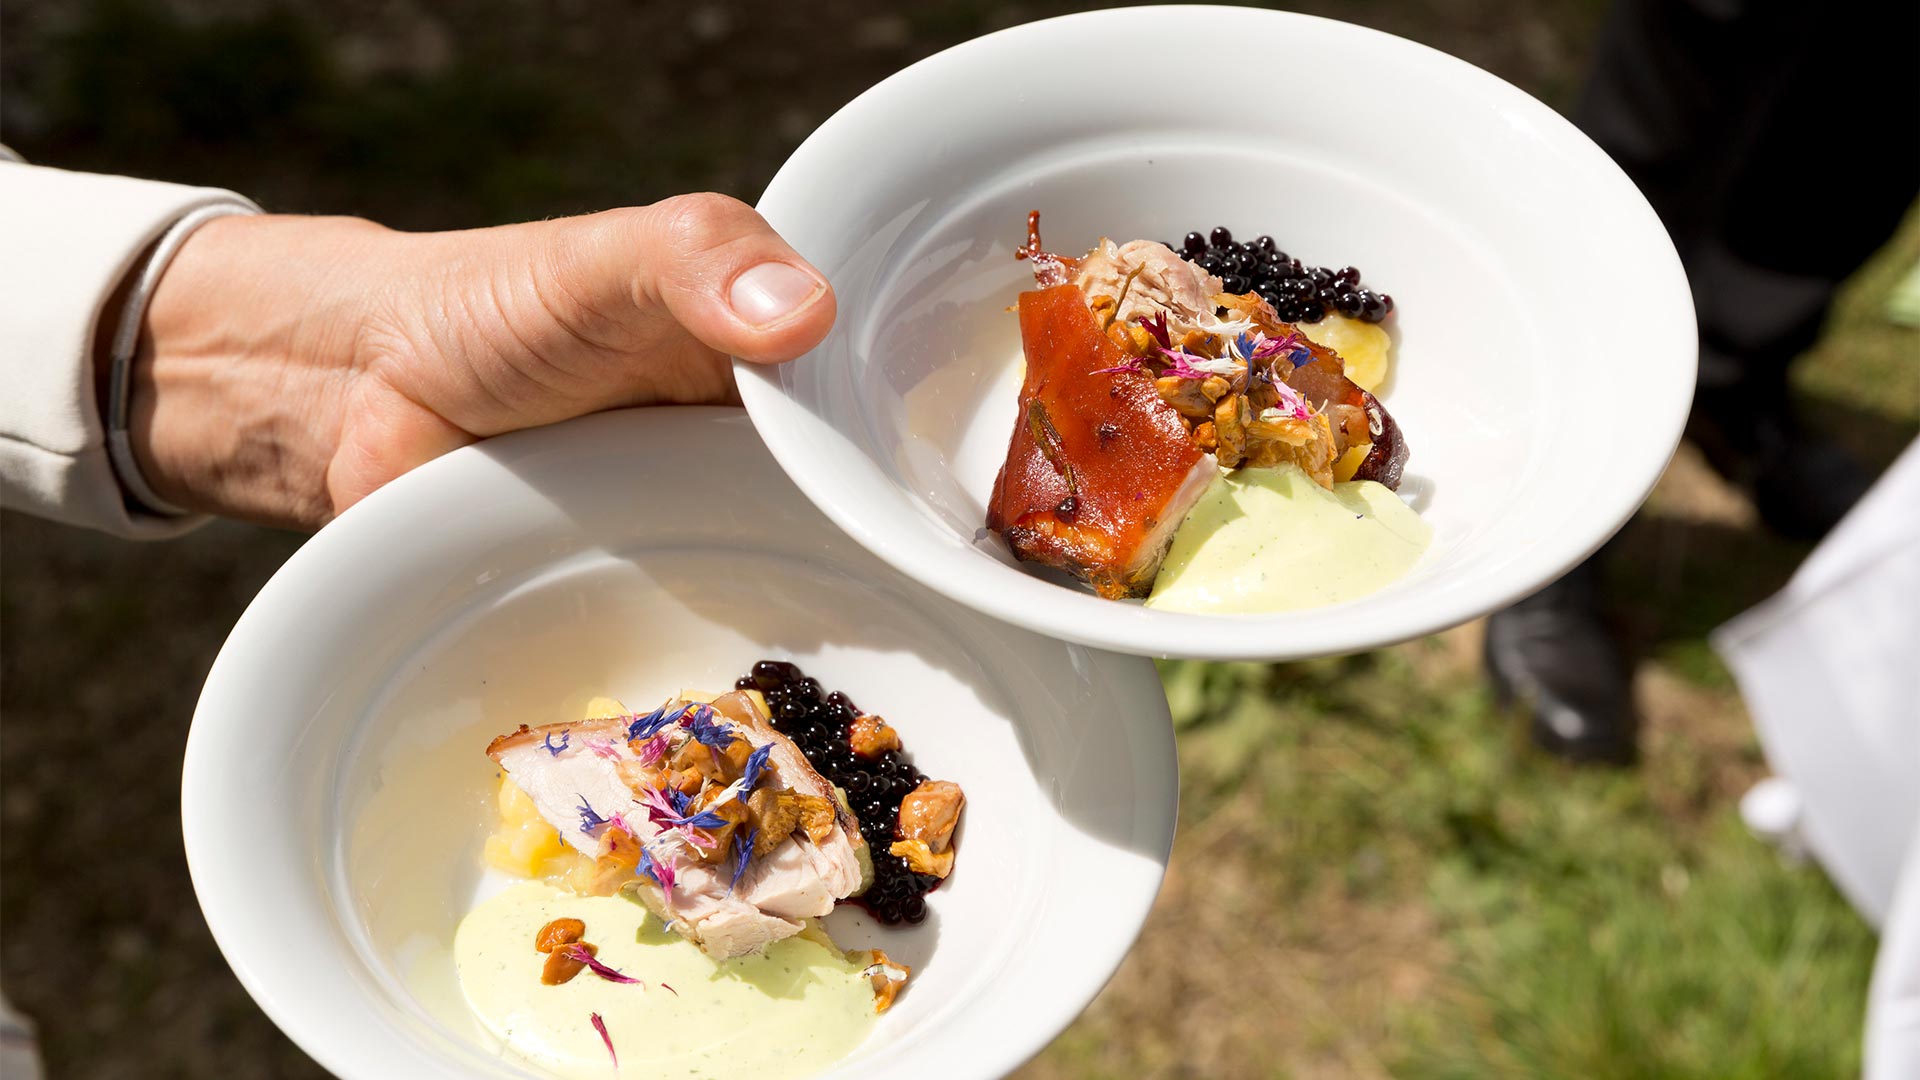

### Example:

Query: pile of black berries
xmin=736 ymin=659 xmax=939 ymax=924
xmin=1170 ymin=226 xmax=1393 ymax=325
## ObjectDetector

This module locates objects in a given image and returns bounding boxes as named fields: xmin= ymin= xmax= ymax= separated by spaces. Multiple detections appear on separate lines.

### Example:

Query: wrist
xmin=130 ymin=213 xmax=394 ymax=528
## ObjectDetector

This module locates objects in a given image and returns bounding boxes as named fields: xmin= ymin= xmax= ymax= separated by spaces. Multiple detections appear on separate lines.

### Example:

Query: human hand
xmin=126 ymin=195 xmax=835 ymax=528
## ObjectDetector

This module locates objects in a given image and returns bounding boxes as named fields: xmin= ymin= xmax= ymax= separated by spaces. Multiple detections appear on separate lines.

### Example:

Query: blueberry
xmin=1253 ymin=234 xmax=1276 ymax=253
xmin=1209 ymin=226 xmax=1233 ymax=248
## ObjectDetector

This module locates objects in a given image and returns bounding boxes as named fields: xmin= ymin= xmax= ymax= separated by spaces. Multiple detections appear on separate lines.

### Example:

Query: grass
xmin=1018 ymin=211 xmax=1918 ymax=1079
xmin=2 ymin=3 xmax=1914 ymax=1077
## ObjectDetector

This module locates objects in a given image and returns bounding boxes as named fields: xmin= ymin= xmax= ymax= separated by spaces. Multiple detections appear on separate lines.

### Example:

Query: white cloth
xmin=1712 ymin=438 xmax=1920 ymax=1079
xmin=0 ymin=157 xmax=257 ymax=537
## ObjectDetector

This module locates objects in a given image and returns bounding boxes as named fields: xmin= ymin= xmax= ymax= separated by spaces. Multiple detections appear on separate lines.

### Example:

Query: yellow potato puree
xmin=455 ymin=881 xmax=876 ymax=1079
xmin=1146 ymin=464 xmax=1430 ymax=614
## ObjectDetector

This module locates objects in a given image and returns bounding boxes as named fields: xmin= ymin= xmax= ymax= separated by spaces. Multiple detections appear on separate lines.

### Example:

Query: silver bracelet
xmin=105 ymin=201 xmax=257 ymax=518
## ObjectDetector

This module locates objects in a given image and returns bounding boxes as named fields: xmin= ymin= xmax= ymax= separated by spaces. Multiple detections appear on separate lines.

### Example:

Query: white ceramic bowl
xmin=182 ymin=409 xmax=1176 ymax=1080
xmin=737 ymin=5 xmax=1695 ymax=661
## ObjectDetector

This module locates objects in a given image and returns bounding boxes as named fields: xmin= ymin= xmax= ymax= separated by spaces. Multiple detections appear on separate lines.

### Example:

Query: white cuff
xmin=0 ymin=161 xmax=262 ymax=537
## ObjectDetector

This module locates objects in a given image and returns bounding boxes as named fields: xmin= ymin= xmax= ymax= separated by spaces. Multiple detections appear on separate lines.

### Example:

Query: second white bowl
xmin=738 ymin=6 xmax=1695 ymax=660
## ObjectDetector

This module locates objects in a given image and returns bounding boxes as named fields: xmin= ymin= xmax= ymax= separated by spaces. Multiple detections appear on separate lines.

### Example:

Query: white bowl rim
xmin=736 ymin=4 xmax=1697 ymax=661
xmin=181 ymin=407 xmax=1178 ymax=1080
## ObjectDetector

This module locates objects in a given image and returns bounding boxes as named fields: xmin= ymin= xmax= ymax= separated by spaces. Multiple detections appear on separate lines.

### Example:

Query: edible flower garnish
xmin=661 ymin=983 xmax=678 ymax=997
xmin=727 ymin=827 xmax=758 ymax=895
xmin=638 ymin=785 xmax=718 ymax=848
xmin=541 ymin=730 xmax=571 ymax=756
xmin=1160 ymin=347 xmax=1242 ymax=382
xmin=625 ymin=703 xmax=680 ymax=742
xmin=585 ymin=738 xmax=622 ymax=761
xmin=660 ymin=804 xmax=730 ymax=831
xmin=1091 ymin=357 xmax=1148 ymax=375
xmin=1258 ymin=378 xmax=1315 ymax=422
xmin=1245 ymin=329 xmax=1302 ymax=362
xmin=637 ymin=847 xmax=675 ymax=901
xmin=560 ymin=944 xmax=643 ymax=986
xmin=1289 ymin=346 xmax=1313 ymax=367
xmin=681 ymin=705 xmax=736 ymax=749
xmin=740 ymin=743 xmax=773 ymax=792
xmin=577 ymin=796 xmax=612 ymax=835
xmin=635 ymin=733 xmax=669 ymax=767
xmin=1137 ymin=310 xmax=1171 ymax=349
xmin=589 ymin=1012 xmax=616 ymax=1067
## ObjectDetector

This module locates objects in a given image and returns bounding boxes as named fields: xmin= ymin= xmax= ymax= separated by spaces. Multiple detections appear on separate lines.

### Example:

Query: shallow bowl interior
xmin=738 ymin=5 xmax=1694 ymax=660
xmin=183 ymin=409 xmax=1175 ymax=1080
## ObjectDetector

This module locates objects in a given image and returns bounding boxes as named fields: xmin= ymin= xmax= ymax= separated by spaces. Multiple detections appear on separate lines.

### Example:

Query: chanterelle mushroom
xmin=889 ymin=780 xmax=965 ymax=878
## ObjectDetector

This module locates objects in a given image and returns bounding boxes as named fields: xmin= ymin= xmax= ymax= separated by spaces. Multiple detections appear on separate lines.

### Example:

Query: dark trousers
xmin=1576 ymin=0 xmax=1918 ymax=399
xmin=1516 ymin=0 xmax=1917 ymax=609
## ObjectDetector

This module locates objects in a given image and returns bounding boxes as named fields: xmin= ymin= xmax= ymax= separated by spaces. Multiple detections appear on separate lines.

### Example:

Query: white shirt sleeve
xmin=0 ymin=157 xmax=260 ymax=538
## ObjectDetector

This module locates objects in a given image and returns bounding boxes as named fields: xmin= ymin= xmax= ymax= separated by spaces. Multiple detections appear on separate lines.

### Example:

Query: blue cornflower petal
xmin=683 ymin=705 xmax=737 ymax=749
xmin=625 ymin=703 xmax=681 ymax=742
xmin=727 ymin=828 xmax=758 ymax=895
xmin=542 ymin=729 xmax=571 ymax=756
xmin=740 ymin=743 xmax=773 ymax=794
xmin=662 ymin=807 xmax=729 ymax=831
xmin=577 ymin=795 xmax=611 ymax=835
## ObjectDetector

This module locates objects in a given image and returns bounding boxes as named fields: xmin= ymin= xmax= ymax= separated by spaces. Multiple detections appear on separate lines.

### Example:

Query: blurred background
xmin=2 ymin=1 xmax=1916 ymax=1077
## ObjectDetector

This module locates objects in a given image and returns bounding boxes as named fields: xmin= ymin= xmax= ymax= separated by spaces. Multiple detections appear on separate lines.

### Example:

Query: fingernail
xmin=729 ymin=262 xmax=824 ymax=327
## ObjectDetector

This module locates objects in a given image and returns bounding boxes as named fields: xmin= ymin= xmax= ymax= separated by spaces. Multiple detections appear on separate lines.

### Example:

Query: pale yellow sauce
xmin=1146 ymin=464 xmax=1431 ymax=614
xmin=454 ymin=882 xmax=875 ymax=1079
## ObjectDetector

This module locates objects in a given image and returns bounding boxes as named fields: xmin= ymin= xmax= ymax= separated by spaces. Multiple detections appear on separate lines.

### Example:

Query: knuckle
xmin=646 ymin=192 xmax=760 ymax=257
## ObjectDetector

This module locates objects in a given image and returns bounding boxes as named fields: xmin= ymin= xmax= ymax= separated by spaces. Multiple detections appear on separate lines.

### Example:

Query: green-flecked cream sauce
xmin=1146 ymin=464 xmax=1431 ymax=614
xmin=454 ymin=882 xmax=875 ymax=1079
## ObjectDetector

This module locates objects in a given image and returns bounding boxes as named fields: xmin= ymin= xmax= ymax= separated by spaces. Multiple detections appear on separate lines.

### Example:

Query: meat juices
xmin=986 ymin=284 xmax=1219 ymax=599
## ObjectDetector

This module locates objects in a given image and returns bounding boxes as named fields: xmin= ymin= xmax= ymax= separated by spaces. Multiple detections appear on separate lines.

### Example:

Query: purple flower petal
xmin=541 ymin=730 xmax=571 ymax=756
xmin=1159 ymin=347 xmax=1240 ymax=383
xmin=636 ymin=733 xmax=669 ymax=766
xmin=1136 ymin=311 xmax=1171 ymax=348
xmin=562 ymin=945 xmax=642 ymax=985
xmin=589 ymin=1012 xmax=616 ymax=1067
xmin=637 ymin=847 xmax=676 ymax=902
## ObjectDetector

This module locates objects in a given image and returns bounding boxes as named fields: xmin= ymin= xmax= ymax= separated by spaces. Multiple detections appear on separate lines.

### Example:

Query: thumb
xmin=561 ymin=193 xmax=837 ymax=365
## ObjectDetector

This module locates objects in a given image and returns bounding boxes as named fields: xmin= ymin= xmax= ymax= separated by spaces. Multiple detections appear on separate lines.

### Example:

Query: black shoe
xmin=1484 ymin=572 xmax=1637 ymax=767
xmin=1687 ymin=380 xmax=1873 ymax=542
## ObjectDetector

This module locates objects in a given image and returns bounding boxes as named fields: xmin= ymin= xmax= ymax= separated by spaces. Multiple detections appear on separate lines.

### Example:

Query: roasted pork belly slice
xmin=487 ymin=690 xmax=868 ymax=959
xmin=986 ymin=284 xmax=1218 ymax=599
